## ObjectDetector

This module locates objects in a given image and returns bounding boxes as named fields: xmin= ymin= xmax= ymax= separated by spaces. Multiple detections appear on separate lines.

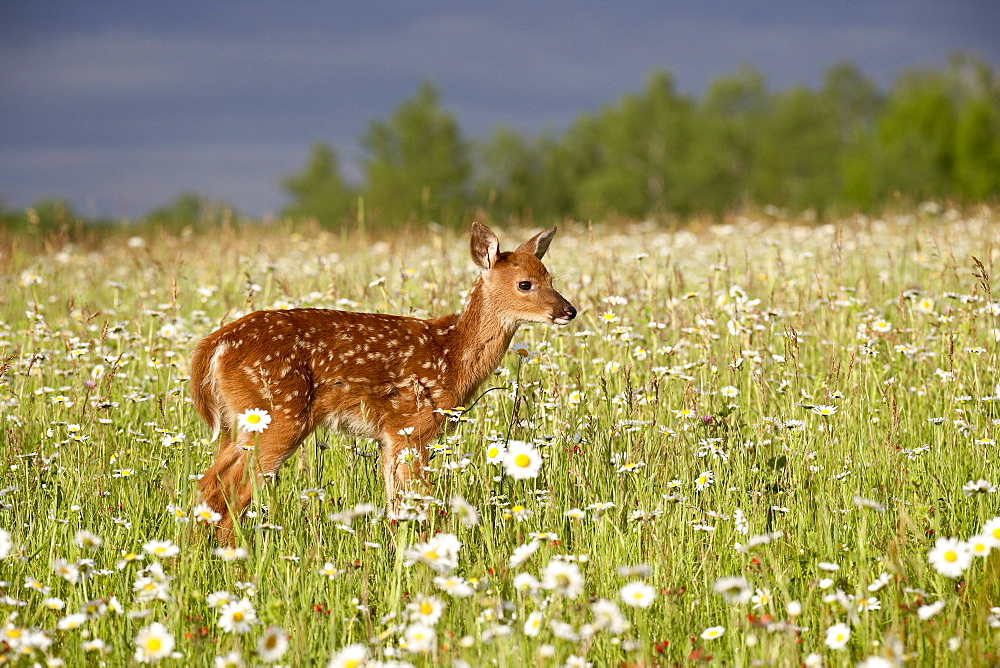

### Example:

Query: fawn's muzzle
xmin=554 ymin=303 xmax=577 ymax=325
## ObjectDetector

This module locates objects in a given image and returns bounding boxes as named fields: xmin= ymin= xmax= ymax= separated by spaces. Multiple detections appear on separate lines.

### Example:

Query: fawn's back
xmin=193 ymin=307 xmax=466 ymax=442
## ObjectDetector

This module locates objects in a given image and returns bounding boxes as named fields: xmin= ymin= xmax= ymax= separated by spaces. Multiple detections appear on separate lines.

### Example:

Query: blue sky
xmin=2 ymin=1 xmax=998 ymax=219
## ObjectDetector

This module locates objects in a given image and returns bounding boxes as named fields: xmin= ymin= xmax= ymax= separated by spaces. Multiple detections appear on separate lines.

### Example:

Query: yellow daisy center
xmin=147 ymin=638 xmax=162 ymax=651
xmin=247 ymin=414 xmax=260 ymax=423
xmin=420 ymin=602 xmax=434 ymax=615
xmin=514 ymin=454 xmax=531 ymax=467
xmin=943 ymin=550 xmax=957 ymax=562
xmin=233 ymin=611 xmax=244 ymax=622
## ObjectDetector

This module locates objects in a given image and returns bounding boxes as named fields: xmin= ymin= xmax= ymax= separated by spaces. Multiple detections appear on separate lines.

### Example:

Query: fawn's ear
xmin=514 ymin=227 xmax=557 ymax=260
xmin=470 ymin=222 xmax=501 ymax=272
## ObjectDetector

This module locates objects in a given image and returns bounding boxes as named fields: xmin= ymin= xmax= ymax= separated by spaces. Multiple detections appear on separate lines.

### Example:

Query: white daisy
xmin=0 ymin=529 xmax=11 ymax=559
xmin=449 ymin=495 xmax=480 ymax=527
xmin=74 ymin=530 xmax=103 ymax=551
xmin=713 ymin=575 xmax=752 ymax=604
xmin=590 ymin=599 xmax=630 ymax=634
xmin=318 ymin=562 xmax=342 ymax=580
xmin=918 ymin=600 xmax=946 ymax=620
xmin=434 ymin=575 xmax=475 ymax=598
xmin=193 ymin=502 xmax=222 ymax=524
xmin=407 ymin=595 xmax=446 ymax=626
xmin=983 ymin=517 xmax=1000 ymax=546
xmin=218 ymin=598 xmax=257 ymax=634
xmin=256 ymin=626 xmax=288 ymax=663
xmin=404 ymin=533 xmax=461 ymax=574
xmin=485 ymin=441 xmax=507 ymax=464
xmin=927 ymin=537 xmax=972 ymax=578
xmin=133 ymin=622 xmax=175 ymax=664
xmin=824 ymin=622 xmax=850 ymax=650
xmin=57 ymin=613 xmax=87 ymax=630
xmin=214 ymin=650 xmax=245 ymax=668
xmin=237 ymin=408 xmax=271 ymax=433
xmin=142 ymin=539 xmax=179 ymax=559
xmin=509 ymin=541 xmax=540 ymax=568
xmin=206 ymin=590 xmax=233 ymax=609
xmin=967 ymin=534 xmax=992 ymax=558
xmin=403 ymin=622 xmax=436 ymax=654
xmin=503 ymin=441 xmax=543 ymax=480
xmin=619 ymin=580 xmax=656 ymax=608
xmin=541 ymin=559 xmax=585 ymax=599
xmin=327 ymin=643 xmax=367 ymax=668
xmin=523 ymin=610 xmax=544 ymax=637
xmin=213 ymin=546 xmax=248 ymax=562
xmin=512 ymin=572 xmax=542 ymax=595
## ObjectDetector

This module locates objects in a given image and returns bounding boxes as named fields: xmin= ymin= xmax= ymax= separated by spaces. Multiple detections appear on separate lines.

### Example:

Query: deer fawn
xmin=190 ymin=222 xmax=576 ymax=541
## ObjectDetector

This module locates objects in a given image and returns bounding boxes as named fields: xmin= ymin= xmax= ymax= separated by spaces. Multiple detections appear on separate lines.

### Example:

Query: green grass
xmin=1 ymin=212 xmax=999 ymax=666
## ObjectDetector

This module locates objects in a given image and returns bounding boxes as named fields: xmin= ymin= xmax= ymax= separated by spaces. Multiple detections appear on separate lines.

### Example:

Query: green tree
xmin=146 ymin=192 xmax=236 ymax=231
xmin=0 ymin=198 xmax=81 ymax=235
xmin=949 ymin=56 xmax=1000 ymax=200
xmin=822 ymin=62 xmax=882 ymax=143
xmin=683 ymin=66 xmax=766 ymax=216
xmin=281 ymin=142 xmax=355 ymax=226
xmin=571 ymin=71 xmax=694 ymax=219
xmin=954 ymin=96 xmax=1000 ymax=199
xmin=535 ymin=121 xmax=603 ymax=221
xmin=750 ymin=86 xmax=843 ymax=211
xmin=362 ymin=82 xmax=471 ymax=226
xmin=475 ymin=126 xmax=545 ymax=222
xmin=872 ymin=70 xmax=958 ymax=202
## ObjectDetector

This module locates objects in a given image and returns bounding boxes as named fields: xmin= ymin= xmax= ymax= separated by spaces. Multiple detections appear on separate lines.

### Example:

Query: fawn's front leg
xmin=380 ymin=418 xmax=440 ymax=510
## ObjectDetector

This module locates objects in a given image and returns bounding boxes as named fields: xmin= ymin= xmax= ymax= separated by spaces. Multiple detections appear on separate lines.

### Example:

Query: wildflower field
xmin=1 ymin=209 xmax=999 ymax=667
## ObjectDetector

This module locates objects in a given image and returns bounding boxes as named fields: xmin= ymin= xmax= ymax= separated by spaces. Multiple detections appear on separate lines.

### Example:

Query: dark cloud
xmin=2 ymin=1 xmax=998 ymax=217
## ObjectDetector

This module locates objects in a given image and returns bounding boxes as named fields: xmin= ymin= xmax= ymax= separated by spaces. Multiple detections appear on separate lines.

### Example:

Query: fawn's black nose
xmin=564 ymin=304 xmax=577 ymax=320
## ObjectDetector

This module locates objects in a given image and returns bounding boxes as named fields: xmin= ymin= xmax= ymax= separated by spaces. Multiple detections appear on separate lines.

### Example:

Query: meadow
xmin=1 ymin=208 xmax=998 ymax=666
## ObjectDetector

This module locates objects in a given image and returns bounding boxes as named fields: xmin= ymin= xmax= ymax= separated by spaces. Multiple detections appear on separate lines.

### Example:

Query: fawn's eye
xmin=517 ymin=281 xmax=533 ymax=291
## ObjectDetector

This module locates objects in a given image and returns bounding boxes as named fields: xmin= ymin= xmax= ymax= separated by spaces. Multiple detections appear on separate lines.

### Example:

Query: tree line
xmin=4 ymin=53 xmax=998 ymax=234
xmin=283 ymin=53 xmax=1000 ymax=227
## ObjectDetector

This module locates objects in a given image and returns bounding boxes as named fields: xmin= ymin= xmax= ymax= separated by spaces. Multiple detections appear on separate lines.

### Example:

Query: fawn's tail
xmin=189 ymin=337 xmax=228 ymax=443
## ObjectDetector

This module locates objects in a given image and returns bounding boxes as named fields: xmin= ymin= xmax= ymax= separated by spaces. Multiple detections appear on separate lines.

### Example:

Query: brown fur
xmin=190 ymin=223 xmax=576 ymax=542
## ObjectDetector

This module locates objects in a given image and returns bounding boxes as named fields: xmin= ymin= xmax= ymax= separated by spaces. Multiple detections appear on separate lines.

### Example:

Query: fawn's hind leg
xmin=202 ymin=416 xmax=310 ymax=544
xmin=198 ymin=436 xmax=241 ymax=517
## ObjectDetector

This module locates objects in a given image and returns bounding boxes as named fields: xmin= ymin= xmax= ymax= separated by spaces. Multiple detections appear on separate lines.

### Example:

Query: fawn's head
xmin=469 ymin=222 xmax=577 ymax=326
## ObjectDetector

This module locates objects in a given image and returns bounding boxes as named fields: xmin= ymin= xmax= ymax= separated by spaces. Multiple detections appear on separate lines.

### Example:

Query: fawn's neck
xmin=449 ymin=280 xmax=518 ymax=403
